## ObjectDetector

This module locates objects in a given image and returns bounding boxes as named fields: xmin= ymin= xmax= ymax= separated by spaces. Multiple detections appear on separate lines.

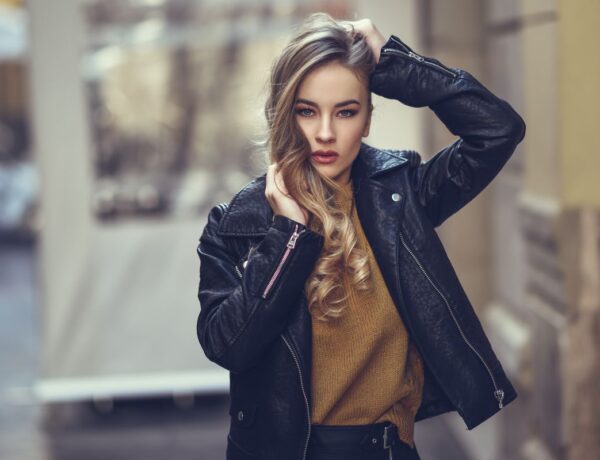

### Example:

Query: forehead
xmin=296 ymin=61 xmax=366 ymax=103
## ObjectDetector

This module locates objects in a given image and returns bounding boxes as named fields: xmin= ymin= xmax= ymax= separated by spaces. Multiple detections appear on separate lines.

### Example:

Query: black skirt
xmin=307 ymin=421 xmax=421 ymax=460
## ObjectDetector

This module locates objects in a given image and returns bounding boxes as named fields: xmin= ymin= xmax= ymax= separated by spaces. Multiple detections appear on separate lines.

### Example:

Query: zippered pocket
xmin=261 ymin=224 xmax=306 ymax=299
xmin=382 ymin=35 xmax=458 ymax=78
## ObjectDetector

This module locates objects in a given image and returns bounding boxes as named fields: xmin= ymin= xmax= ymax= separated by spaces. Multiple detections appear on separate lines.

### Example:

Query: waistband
xmin=308 ymin=421 xmax=403 ymax=453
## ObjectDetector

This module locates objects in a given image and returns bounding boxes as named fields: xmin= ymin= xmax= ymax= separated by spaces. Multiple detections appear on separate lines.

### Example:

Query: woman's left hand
xmin=340 ymin=18 xmax=387 ymax=64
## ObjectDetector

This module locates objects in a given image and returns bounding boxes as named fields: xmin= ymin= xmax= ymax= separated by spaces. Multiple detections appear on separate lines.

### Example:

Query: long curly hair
xmin=254 ymin=12 xmax=377 ymax=321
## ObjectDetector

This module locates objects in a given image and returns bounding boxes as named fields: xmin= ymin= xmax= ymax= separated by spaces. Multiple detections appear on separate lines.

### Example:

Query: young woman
xmin=196 ymin=12 xmax=526 ymax=460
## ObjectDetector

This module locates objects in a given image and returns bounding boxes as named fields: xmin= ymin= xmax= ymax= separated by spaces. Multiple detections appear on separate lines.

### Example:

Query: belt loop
xmin=383 ymin=424 xmax=392 ymax=449
xmin=360 ymin=421 xmax=398 ymax=452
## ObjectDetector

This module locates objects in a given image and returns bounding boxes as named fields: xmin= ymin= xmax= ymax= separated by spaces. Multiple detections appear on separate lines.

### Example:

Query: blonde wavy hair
xmin=254 ymin=12 xmax=377 ymax=321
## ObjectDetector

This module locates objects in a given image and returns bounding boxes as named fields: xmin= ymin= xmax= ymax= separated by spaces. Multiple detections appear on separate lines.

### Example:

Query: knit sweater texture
xmin=309 ymin=178 xmax=425 ymax=448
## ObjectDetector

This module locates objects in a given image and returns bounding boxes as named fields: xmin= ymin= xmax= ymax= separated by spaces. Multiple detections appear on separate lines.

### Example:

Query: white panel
xmin=355 ymin=0 xmax=425 ymax=154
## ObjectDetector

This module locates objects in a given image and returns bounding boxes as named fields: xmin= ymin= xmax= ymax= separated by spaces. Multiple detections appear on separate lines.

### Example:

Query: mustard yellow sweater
xmin=309 ymin=178 xmax=425 ymax=448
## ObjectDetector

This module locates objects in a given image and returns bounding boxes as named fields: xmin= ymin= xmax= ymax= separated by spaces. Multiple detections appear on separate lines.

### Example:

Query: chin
xmin=314 ymin=166 xmax=340 ymax=179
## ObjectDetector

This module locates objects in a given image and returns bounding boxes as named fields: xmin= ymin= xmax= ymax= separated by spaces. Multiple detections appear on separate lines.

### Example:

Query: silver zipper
xmin=408 ymin=51 xmax=424 ymax=62
xmin=281 ymin=334 xmax=311 ymax=460
xmin=381 ymin=47 xmax=458 ymax=78
xmin=261 ymin=224 xmax=306 ymax=299
xmin=397 ymin=230 xmax=505 ymax=409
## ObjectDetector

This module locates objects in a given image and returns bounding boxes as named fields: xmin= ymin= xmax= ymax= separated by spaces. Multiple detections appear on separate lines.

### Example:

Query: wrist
xmin=271 ymin=215 xmax=310 ymax=241
xmin=272 ymin=213 xmax=306 ymax=226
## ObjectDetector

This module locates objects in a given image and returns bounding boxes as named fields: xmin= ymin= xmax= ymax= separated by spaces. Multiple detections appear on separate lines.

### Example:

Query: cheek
xmin=295 ymin=118 xmax=313 ymax=139
xmin=345 ymin=119 xmax=367 ymax=141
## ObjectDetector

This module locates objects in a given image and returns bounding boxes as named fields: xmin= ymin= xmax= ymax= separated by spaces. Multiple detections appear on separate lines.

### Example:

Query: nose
xmin=316 ymin=117 xmax=335 ymax=144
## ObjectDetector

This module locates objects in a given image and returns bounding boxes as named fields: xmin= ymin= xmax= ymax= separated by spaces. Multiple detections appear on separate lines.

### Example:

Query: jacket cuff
xmin=380 ymin=34 xmax=414 ymax=55
xmin=271 ymin=214 xmax=323 ymax=242
xmin=370 ymin=34 xmax=463 ymax=108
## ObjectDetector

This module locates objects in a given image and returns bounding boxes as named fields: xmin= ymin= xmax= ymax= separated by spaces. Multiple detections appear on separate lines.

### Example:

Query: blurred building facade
xmin=413 ymin=1 xmax=600 ymax=460
xmin=0 ymin=0 xmax=36 ymax=241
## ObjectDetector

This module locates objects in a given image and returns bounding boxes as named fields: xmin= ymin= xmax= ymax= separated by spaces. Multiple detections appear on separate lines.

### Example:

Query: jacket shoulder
xmin=207 ymin=174 xmax=271 ymax=237
xmin=200 ymin=202 xmax=228 ymax=242
xmin=206 ymin=201 xmax=229 ymax=227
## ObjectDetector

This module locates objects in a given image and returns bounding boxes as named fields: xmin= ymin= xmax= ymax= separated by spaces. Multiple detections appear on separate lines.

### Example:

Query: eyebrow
xmin=295 ymin=98 xmax=361 ymax=108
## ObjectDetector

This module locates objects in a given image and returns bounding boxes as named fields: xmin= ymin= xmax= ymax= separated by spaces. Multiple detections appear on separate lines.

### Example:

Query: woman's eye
xmin=339 ymin=109 xmax=356 ymax=118
xmin=296 ymin=108 xmax=313 ymax=117
xmin=295 ymin=108 xmax=356 ymax=118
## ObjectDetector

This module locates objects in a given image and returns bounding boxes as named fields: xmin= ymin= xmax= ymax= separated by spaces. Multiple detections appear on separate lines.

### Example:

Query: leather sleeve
xmin=370 ymin=35 xmax=526 ymax=227
xmin=196 ymin=204 xmax=324 ymax=373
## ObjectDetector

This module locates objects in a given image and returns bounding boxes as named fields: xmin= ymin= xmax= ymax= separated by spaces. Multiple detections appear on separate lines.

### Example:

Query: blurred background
xmin=1 ymin=0 xmax=598 ymax=459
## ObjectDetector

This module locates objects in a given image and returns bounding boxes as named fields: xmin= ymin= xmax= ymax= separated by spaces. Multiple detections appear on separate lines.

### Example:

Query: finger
xmin=341 ymin=21 xmax=357 ymax=37
xmin=265 ymin=164 xmax=275 ymax=195
xmin=275 ymin=170 xmax=289 ymax=195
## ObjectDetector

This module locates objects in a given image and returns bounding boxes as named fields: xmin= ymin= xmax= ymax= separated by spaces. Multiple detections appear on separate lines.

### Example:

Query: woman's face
xmin=294 ymin=60 xmax=371 ymax=185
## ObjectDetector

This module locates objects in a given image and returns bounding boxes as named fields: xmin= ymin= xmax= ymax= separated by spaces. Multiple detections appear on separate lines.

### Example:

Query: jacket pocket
xmin=258 ymin=223 xmax=306 ymax=299
xmin=227 ymin=434 xmax=258 ymax=459
xmin=227 ymin=399 xmax=259 ymax=457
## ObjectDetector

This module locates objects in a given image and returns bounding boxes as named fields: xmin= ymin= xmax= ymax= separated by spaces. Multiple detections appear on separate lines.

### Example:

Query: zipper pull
xmin=261 ymin=224 xmax=306 ymax=299
xmin=287 ymin=226 xmax=306 ymax=249
xmin=494 ymin=389 xmax=505 ymax=409
xmin=408 ymin=51 xmax=424 ymax=62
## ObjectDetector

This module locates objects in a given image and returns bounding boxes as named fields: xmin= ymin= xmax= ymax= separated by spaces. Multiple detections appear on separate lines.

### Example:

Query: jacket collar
xmin=217 ymin=142 xmax=411 ymax=236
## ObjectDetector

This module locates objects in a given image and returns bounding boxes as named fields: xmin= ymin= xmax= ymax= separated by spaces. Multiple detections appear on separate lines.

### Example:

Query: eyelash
xmin=295 ymin=108 xmax=357 ymax=118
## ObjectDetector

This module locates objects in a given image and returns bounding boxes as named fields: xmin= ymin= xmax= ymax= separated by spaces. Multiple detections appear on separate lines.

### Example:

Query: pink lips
xmin=311 ymin=150 xmax=339 ymax=164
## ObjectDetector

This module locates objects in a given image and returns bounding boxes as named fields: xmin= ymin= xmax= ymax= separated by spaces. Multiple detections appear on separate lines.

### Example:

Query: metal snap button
xmin=237 ymin=410 xmax=244 ymax=421
xmin=391 ymin=193 xmax=400 ymax=202
xmin=372 ymin=438 xmax=377 ymax=444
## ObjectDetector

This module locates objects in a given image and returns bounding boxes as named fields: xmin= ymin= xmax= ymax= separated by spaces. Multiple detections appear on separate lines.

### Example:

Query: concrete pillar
xmin=518 ymin=0 xmax=600 ymax=459
xmin=555 ymin=1 xmax=600 ymax=458
xmin=27 ymin=0 xmax=95 ymax=377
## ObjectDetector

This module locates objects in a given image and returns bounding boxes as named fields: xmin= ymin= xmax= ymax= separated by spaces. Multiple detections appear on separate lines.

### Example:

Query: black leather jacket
xmin=196 ymin=34 xmax=526 ymax=460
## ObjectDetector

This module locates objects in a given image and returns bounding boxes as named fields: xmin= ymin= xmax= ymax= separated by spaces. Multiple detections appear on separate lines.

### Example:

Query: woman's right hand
xmin=340 ymin=18 xmax=386 ymax=64
xmin=265 ymin=164 xmax=308 ymax=226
